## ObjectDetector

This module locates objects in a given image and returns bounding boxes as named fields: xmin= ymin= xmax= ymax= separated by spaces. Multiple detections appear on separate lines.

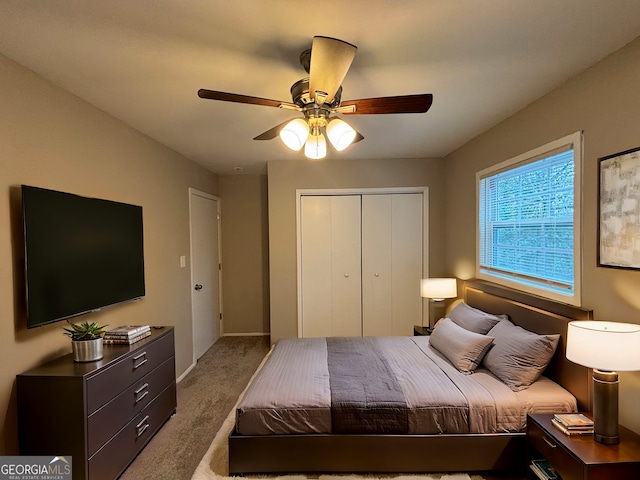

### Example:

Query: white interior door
xmin=190 ymin=189 xmax=221 ymax=360
xmin=300 ymin=195 xmax=362 ymax=337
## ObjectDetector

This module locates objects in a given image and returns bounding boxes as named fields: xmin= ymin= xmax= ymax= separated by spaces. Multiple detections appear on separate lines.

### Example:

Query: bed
xmin=228 ymin=280 xmax=593 ymax=475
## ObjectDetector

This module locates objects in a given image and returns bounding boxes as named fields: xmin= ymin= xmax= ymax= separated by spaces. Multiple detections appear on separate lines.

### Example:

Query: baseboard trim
xmin=223 ymin=332 xmax=269 ymax=337
xmin=177 ymin=361 xmax=196 ymax=384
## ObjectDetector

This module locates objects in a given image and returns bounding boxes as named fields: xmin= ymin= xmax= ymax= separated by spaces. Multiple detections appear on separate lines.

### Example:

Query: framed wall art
xmin=598 ymin=146 xmax=640 ymax=269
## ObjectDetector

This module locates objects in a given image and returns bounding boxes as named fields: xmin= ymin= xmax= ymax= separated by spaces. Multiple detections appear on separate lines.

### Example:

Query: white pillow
xmin=429 ymin=318 xmax=494 ymax=374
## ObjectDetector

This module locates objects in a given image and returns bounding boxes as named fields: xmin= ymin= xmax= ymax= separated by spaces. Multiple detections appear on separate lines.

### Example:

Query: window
xmin=477 ymin=132 xmax=582 ymax=306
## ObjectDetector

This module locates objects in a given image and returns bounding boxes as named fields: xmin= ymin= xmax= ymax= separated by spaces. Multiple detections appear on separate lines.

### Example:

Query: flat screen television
xmin=22 ymin=185 xmax=145 ymax=328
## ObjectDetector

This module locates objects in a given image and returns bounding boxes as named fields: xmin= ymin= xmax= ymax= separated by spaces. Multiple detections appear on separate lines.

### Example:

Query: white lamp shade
xmin=420 ymin=278 xmax=457 ymax=300
xmin=567 ymin=321 xmax=640 ymax=371
xmin=304 ymin=132 xmax=327 ymax=159
xmin=326 ymin=118 xmax=356 ymax=151
xmin=279 ymin=118 xmax=309 ymax=151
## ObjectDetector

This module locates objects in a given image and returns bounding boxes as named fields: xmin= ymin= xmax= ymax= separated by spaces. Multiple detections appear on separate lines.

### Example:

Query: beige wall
xmin=267 ymin=157 xmax=446 ymax=342
xmin=219 ymin=175 xmax=269 ymax=334
xmin=0 ymin=54 xmax=218 ymax=454
xmin=444 ymin=36 xmax=640 ymax=433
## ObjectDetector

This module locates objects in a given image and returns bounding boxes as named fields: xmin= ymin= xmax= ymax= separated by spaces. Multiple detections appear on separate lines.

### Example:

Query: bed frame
xmin=228 ymin=280 xmax=592 ymax=475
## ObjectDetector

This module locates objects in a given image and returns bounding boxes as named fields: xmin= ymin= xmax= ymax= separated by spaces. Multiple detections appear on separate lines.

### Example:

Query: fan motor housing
xmin=290 ymin=78 xmax=342 ymax=109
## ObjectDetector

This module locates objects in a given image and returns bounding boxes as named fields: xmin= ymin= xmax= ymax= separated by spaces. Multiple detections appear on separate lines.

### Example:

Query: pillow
xmin=447 ymin=301 xmax=505 ymax=334
xmin=429 ymin=318 xmax=494 ymax=374
xmin=482 ymin=319 xmax=560 ymax=391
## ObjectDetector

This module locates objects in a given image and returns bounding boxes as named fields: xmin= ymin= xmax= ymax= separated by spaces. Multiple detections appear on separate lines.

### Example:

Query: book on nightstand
xmin=552 ymin=413 xmax=593 ymax=435
xmin=530 ymin=458 xmax=560 ymax=480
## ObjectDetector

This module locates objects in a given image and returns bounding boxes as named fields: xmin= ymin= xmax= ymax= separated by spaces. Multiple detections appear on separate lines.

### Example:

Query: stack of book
xmin=551 ymin=413 xmax=594 ymax=435
xmin=104 ymin=325 xmax=151 ymax=345
xmin=529 ymin=458 xmax=560 ymax=480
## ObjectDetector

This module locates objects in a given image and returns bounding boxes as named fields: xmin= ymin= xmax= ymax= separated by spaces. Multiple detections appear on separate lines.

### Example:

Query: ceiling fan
xmin=198 ymin=36 xmax=433 ymax=159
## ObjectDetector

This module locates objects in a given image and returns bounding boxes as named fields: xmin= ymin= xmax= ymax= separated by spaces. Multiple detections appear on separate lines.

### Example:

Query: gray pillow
xmin=429 ymin=318 xmax=494 ymax=374
xmin=447 ymin=301 xmax=505 ymax=334
xmin=482 ymin=319 xmax=560 ymax=391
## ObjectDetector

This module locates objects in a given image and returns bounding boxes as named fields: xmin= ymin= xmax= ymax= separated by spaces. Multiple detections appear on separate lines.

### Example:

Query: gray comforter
xmin=235 ymin=336 xmax=576 ymax=436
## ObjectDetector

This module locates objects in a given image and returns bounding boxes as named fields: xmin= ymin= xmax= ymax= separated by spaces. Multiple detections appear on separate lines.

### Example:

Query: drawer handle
xmin=134 ymin=383 xmax=149 ymax=394
xmin=135 ymin=391 xmax=149 ymax=403
xmin=135 ymin=383 xmax=149 ymax=403
xmin=136 ymin=415 xmax=150 ymax=429
xmin=542 ymin=436 xmax=557 ymax=448
xmin=133 ymin=352 xmax=148 ymax=369
xmin=133 ymin=358 xmax=148 ymax=369
xmin=136 ymin=415 xmax=150 ymax=437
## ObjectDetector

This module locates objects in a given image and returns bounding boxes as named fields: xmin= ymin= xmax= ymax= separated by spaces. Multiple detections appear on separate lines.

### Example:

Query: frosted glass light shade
xmin=304 ymin=132 xmax=327 ymax=159
xmin=567 ymin=321 xmax=640 ymax=371
xmin=326 ymin=118 xmax=356 ymax=151
xmin=420 ymin=278 xmax=457 ymax=301
xmin=279 ymin=118 xmax=309 ymax=151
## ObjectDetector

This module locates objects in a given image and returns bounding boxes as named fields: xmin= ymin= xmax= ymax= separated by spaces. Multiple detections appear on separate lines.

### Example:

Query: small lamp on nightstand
xmin=566 ymin=321 xmax=640 ymax=445
xmin=420 ymin=278 xmax=457 ymax=332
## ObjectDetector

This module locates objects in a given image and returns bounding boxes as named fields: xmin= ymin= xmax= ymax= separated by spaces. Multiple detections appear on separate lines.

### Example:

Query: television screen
xmin=22 ymin=185 xmax=145 ymax=328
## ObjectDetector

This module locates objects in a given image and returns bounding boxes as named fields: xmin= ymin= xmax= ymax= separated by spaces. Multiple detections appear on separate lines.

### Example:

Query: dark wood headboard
xmin=464 ymin=280 xmax=592 ymax=411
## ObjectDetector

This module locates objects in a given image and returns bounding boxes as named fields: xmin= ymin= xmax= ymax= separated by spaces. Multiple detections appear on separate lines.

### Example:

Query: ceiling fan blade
xmin=309 ymin=36 xmax=357 ymax=104
xmin=253 ymin=119 xmax=298 ymax=141
xmin=339 ymin=94 xmax=433 ymax=115
xmin=198 ymin=89 xmax=299 ymax=110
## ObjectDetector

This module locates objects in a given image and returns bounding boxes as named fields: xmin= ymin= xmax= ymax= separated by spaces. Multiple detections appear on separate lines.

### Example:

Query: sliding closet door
xmin=362 ymin=193 xmax=423 ymax=336
xmin=300 ymin=195 xmax=362 ymax=337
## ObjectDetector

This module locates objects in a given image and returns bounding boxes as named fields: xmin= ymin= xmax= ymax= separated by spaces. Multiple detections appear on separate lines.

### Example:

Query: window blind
xmin=479 ymin=148 xmax=574 ymax=294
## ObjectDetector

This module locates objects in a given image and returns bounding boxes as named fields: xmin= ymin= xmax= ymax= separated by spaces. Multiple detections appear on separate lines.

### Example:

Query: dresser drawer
xmin=86 ymin=331 xmax=174 ymax=413
xmin=87 ymin=356 xmax=175 ymax=456
xmin=528 ymin=420 xmax=582 ymax=480
xmin=88 ymin=383 xmax=177 ymax=480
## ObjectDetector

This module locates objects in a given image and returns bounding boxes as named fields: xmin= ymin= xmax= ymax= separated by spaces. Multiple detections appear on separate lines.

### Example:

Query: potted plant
xmin=64 ymin=320 xmax=107 ymax=362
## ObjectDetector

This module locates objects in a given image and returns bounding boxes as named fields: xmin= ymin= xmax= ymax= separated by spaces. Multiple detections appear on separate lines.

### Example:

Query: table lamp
xmin=566 ymin=320 xmax=640 ymax=444
xmin=420 ymin=278 xmax=457 ymax=331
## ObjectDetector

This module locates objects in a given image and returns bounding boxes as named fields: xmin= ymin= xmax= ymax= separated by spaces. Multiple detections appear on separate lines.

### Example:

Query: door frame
xmin=295 ymin=187 xmax=429 ymax=337
xmin=189 ymin=188 xmax=222 ymax=364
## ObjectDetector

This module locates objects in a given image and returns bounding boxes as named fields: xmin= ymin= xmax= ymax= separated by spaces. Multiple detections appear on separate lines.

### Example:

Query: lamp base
xmin=593 ymin=369 xmax=619 ymax=445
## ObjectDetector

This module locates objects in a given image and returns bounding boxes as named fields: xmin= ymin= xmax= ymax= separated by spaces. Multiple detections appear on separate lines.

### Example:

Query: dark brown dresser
xmin=17 ymin=326 xmax=177 ymax=480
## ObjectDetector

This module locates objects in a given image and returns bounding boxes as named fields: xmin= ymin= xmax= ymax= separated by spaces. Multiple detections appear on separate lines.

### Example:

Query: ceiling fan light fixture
xmin=279 ymin=118 xmax=309 ymax=151
xmin=326 ymin=118 xmax=356 ymax=151
xmin=304 ymin=129 xmax=327 ymax=160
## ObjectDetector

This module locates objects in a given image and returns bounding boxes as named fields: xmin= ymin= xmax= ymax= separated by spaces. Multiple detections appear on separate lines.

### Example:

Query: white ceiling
xmin=1 ymin=1 xmax=640 ymax=175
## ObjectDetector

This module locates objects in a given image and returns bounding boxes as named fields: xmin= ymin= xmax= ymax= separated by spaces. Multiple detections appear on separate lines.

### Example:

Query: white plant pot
xmin=72 ymin=337 xmax=104 ymax=362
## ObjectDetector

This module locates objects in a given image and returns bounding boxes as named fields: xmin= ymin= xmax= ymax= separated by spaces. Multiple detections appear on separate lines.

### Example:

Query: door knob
xmin=194 ymin=284 xmax=203 ymax=291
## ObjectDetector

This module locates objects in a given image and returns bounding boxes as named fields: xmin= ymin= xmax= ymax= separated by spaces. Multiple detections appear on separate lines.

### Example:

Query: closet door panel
xmin=362 ymin=195 xmax=392 ymax=336
xmin=300 ymin=195 xmax=361 ymax=337
xmin=390 ymin=193 xmax=423 ymax=335
xmin=330 ymin=196 xmax=362 ymax=336
xmin=300 ymin=196 xmax=332 ymax=337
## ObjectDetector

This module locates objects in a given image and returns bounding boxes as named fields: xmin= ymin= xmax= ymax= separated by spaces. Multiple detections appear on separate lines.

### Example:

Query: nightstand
xmin=413 ymin=325 xmax=431 ymax=336
xmin=527 ymin=413 xmax=640 ymax=480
